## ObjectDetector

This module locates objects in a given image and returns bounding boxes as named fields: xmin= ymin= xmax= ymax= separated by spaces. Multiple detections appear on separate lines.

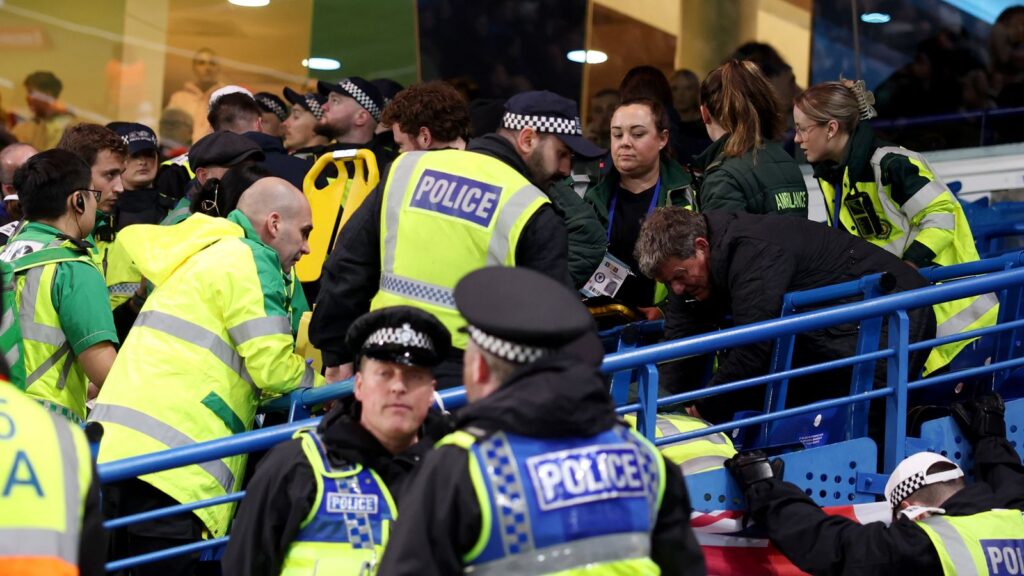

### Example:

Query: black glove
xmin=725 ymin=450 xmax=785 ymax=493
xmin=951 ymin=393 xmax=1006 ymax=443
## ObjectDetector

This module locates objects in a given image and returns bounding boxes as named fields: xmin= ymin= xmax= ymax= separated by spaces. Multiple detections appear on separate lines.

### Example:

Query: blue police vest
xmin=439 ymin=424 xmax=666 ymax=575
xmin=280 ymin=430 xmax=397 ymax=576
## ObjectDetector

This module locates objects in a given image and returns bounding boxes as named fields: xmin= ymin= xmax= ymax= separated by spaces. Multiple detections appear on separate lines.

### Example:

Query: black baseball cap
xmin=107 ymin=122 xmax=159 ymax=156
xmin=502 ymin=90 xmax=605 ymax=158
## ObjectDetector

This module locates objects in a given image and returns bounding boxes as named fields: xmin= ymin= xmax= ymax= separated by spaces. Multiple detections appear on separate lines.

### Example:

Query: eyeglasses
xmin=76 ymin=188 xmax=102 ymax=202
xmin=794 ymin=122 xmax=824 ymax=138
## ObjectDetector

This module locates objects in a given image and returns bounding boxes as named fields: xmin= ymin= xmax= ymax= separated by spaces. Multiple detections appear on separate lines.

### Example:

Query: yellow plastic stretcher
xmin=296 ymin=148 xmax=380 ymax=283
xmin=294 ymin=148 xmax=380 ymax=373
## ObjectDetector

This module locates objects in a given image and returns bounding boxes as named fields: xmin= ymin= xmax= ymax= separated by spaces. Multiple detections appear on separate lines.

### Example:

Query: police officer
xmin=0 ymin=364 xmax=106 ymax=575
xmin=223 ymin=306 xmax=451 ymax=576
xmin=725 ymin=393 xmax=1024 ymax=575
xmin=378 ymin=267 xmax=706 ymax=575
xmin=311 ymin=90 xmax=601 ymax=389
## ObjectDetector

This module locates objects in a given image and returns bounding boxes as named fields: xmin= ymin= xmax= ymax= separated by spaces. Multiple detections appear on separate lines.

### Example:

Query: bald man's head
xmin=1 ymin=144 xmax=38 ymax=186
xmin=236 ymin=177 xmax=312 ymax=273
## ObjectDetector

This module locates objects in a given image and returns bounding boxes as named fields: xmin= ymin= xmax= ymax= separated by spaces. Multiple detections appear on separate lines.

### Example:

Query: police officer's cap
xmin=346 ymin=306 xmax=451 ymax=368
xmin=455 ymin=267 xmax=601 ymax=365
xmin=503 ymin=90 xmax=606 ymax=159
xmin=254 ymin=92 xmax=289 ymax=122
xmin=282 ymin=87 xmax=327 ymax=120
xmin=189 ymin=131 xmax=265 ymax=169
xmin=316 ymin=76 xmax=385 ymax=123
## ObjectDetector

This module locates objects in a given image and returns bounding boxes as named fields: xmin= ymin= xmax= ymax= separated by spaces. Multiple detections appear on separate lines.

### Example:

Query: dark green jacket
xmin=546 ymin=180 xmax=608 ymax=289
xmin=692 ymin=135 xmax=808 ymax=218
xmin=584 ymin=156 xmax=695 ymax=226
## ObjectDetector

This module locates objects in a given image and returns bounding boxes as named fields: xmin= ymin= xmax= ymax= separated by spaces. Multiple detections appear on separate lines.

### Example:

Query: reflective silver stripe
xmin=55 ymin=348 xmax=74 ymax=390
xmin=25 ymin=342 xmax=71 ymax=387
xmin=381 ymin=152 xmax=425 ymax=273
xmin=227 ymin=316 xmax=291 ymax=346
xmin=903 ymin=180 xmax=948 ymax=220
xmin=19 ymin=266 xmax=67 ymax=346
xmin=135 ymin=310 xmax=253 ymax=385
xmin=656 ymin=417 xmax=728 ymax=446
xmin=89 ymin=403 xmax=236 ymax=493
xmin=108 ymin=282 xmax=141 ymax=296
xmin=465 ymin=532 xmax=651 ymax=576
xmin=51 ymin=411 xmax=81 ymax=564
xmin=937 ymin=292 xmax=1000 ymax=338
xmin=0 ymin=306 xmax=14 ymax=332
xmin=920 ymin=516 xmax=978 ymax=576
xmin=680 ymin=455 xmax=729 ymax=476
xmin=5 ymin=344 xmax=20 ymax=369
xmin=166 ymin=205 xmax=190 ymax=222
xmin=918 ymin=212 xmax=955 ymax=231
xmin=299 ymin=364 xmax=316 ymax=388
xmin=379 ymin=272 xmax=457 ymax=309
xmin=655 ymin=417 xmax=678 ymax=437
xmin=487 ymin=184 xmax=545 ymax=265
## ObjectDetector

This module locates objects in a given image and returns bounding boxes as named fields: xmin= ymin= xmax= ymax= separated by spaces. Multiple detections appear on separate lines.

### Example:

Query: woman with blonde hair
xmin=794 ymin=79 xmax=996 ymax=376
xmin=694 ymin=59 xmax=808 ymax=216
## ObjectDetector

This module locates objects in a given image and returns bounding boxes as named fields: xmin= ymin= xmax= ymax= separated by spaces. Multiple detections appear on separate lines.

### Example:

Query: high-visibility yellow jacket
xmin=814 ymin=124 xmax=998 ymax=374
xmin=91 ymin=211 xmax=323 ymax=537
xmin=917 ymin=508 xmax=1024 ymax=575
xmin=371 ymin=150 xmax=549 ymax=350
xmin=0 ymin=379 xmax=92 ymax=575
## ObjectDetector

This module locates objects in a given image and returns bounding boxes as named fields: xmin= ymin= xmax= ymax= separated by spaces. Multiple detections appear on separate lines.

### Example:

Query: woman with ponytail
xmin=795 ymin=79 xmax=995 ymax=376
xmin=694 ymin=60 xmax=808 ymax=217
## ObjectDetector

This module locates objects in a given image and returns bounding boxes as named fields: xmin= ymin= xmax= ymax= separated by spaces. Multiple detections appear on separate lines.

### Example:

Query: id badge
xmin=581 ymin=252 xmax=632 ymax=298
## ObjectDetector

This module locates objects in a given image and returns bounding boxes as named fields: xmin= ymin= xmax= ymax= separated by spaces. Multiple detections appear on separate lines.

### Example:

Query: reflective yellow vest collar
xmin=917 ymin=509 xmax=1024 ymax=575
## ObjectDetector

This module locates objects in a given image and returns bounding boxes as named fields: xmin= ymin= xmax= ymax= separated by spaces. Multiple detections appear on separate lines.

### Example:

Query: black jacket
xmin=377 ymin=354 xmax=707 ymax=576
xmin=662 ymin=212 xmax=934 ymax=422
xmin=745 ymin=436 xmax=1024 ymax=575
xmin=221 ymin=406 xmax=433 ymax=576
xmin=310 ymin=134 xmax=572 ymax=366
xmin=691 ymin=135 xmax=809 ymax=218
xmin=243 ymin=131 xmax=313 ymax=190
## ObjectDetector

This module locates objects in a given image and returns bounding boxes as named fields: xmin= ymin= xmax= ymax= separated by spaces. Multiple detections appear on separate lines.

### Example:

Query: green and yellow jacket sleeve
xmin=882 ymin=153 xmax=957 ymax=268
xmin=230 ymin=236 xmax=322 ymax=395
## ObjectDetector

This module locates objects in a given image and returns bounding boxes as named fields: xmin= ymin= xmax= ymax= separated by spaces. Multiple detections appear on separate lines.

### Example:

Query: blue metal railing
xmin=97 ymin=255 xmax=1024 ymax=571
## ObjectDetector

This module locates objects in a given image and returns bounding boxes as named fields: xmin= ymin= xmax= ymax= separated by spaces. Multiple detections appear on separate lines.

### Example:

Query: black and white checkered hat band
xmin=502 ymin=112 xmax=583 ymax=136
xmin=888 ymin=472 xmax=927 ymax=509
xmin=364 ymin=323 xmax=433 ymax=354
xmin=888 ymin=468 xmax=963 ymax=508
xmin=257 ymin=96 xmax=288 ymax=121
xmin=341 ymin=80 xmax=381 ymax=122
xmin=468 ymin=325 xmax=550 ymax=364
xmin=305 ymin=95 xmax=324 ymax=120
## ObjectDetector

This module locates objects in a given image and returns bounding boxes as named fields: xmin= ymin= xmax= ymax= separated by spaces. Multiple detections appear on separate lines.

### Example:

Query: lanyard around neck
xmin=607 ymin=177 xmax=661 ymax=242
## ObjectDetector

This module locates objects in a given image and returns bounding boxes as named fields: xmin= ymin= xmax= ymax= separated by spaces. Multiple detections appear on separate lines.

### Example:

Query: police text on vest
xmin=983 ymin=539 xmax=1024 ymax=575
xmin=410 ymin=169 xmax=502 ymax=227
xmin=527 ymin=444 xmax=648 ymax=511
xmin=326 ymin=493 xmax=379 ymax=515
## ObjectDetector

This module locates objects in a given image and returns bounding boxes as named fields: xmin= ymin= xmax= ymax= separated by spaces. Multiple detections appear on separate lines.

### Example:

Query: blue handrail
xmin=97 ymin=257 xmax=1024 ymax=572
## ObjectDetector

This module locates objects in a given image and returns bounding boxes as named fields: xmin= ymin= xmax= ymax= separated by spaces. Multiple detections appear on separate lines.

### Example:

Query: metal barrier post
xmin=884 ymin=310 xmax=910 ymax=470
xmin=636 ymin=362 xmax=659 ymax=441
